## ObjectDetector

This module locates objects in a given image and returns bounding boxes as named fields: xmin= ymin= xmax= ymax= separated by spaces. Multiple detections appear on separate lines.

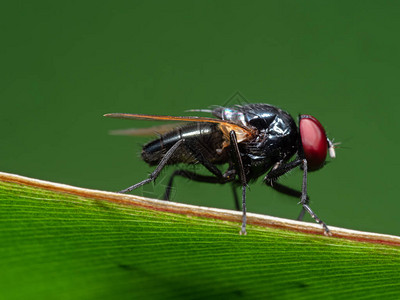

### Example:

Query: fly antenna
xmin=327 ymin=138 xmax=340 ymax=158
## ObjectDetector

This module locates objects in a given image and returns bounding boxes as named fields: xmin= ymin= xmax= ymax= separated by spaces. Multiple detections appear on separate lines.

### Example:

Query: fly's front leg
xmin=265 ymin=159 xmax=308 ymax=219
xmin=264 ymin=163 xmax=310 ymax=221
xmin=119 ymin=139 xmax=184 ymax=193
xmin=265 ymin=159 xmax=303 ymax=181
xmin=266 ymin=181 xmax=309 ymax=221
xmin=265 ymin=159 xmax=330 ymax=235
xmin=300 ymin=159 xmax=330 ymax=235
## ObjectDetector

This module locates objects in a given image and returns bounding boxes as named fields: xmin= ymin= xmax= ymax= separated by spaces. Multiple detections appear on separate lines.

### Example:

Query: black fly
xmin=105 ymin=103 xmax=336 ymax=235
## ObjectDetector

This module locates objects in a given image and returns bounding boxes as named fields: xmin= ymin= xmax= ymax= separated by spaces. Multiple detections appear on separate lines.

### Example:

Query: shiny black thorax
xmin=213 ymin=104 xmax=299 ymax=181
xmin=141 ymin=104 xmax=299 ymax=182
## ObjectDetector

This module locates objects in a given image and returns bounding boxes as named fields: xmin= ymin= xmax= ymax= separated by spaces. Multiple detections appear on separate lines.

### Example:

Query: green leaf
xmin=1 ymin=173 xmax=399 ymax=300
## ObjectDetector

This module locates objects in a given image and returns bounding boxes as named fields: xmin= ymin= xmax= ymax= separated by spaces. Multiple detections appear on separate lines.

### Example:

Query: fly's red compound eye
xmin=299 ymin=115 xmax=328 ymax=171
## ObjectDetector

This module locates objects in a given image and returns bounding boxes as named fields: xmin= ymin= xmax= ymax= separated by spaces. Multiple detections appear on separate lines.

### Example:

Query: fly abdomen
xmin=141 ymin=123 xmax=226 ymax=166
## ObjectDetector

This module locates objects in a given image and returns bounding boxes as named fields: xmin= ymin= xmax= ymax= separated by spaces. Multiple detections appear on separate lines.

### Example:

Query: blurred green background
xmin=1 ymin=1 xmax=399 ymax=235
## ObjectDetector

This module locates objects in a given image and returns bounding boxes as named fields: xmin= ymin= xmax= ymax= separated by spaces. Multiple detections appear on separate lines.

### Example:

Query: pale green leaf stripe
xmin=0 ymin=180 xmax=399 ymax=300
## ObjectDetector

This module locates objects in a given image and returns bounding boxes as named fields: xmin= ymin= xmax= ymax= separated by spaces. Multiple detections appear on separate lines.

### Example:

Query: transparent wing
xmin=109 ymin=123 xmax=182 ymax=136
xmin=104 ymin=113 xmax=255 ymax=143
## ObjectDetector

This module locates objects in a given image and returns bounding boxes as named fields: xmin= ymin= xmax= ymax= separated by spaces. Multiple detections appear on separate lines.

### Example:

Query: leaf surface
xmin=1 ymin=176 xmax=399 ymax=299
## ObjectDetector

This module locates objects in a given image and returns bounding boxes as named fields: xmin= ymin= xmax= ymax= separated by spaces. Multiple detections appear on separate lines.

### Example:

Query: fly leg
xmin=264 ymin=159 xmax=330 ymax=235
xmin=299 ymin=159 xmax=330 ymax=235
xmin=163 ymin=169 xmax=240 ymax=211
xmin=163 ymin=139 xmax=229 ymax=200
xmin=229 ymin=131 xmax=247 ymax=235
xmin=163 ymin=170 xmax=233 ymax=200
xmin=118 ymin=139 xmax=184 ymax=193
xmin=264 ymin=159 xmax=304 ymax=220
xmin=264 ymin=180 xmax=309 ymax=221
xmin=231 ymin=183 xmax=241 ymax=211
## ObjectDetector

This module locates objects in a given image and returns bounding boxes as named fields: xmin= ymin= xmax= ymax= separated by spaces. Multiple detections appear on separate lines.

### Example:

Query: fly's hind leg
xmin=163 ymin=138 xmax=228 ymax=200
xmin=163 ymin=169 xmax=233 ymax=200
xmin=164 ymin=169 xmax=241 ymax=210
xmin=118 ymin=139 xmax=184 ymax=193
